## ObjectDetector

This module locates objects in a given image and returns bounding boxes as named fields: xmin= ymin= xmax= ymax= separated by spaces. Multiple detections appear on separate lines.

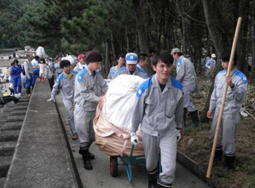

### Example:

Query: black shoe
xmin=216 ymin=155 xmax=235 ymax=177
xmin=79 ymin=149 xmax=93 ymax=170
xmin=216 ymin=165 xmax=234 ymax=178
xmin=148 ymin=181 xmax=157 ymax=188
xmin=157 ymin=181 xmax=172 ymax=188
xmin=83 ymin=157 xmax=93 ymax=170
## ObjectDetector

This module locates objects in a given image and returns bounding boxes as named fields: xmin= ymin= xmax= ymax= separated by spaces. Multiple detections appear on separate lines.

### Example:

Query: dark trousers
xmin=48 ymin=76 xmax=54 ymax=90
xmin=0 ymin=96 xmax=19 ymax=105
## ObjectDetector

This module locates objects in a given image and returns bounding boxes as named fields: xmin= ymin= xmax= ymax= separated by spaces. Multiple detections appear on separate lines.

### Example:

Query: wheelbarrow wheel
xmin=110 ymin=156 xmax=118 ymax=177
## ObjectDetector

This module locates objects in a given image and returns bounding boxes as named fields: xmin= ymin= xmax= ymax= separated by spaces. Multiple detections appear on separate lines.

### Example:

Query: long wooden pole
xmin=206 ymin=17 xmax=242 ymax=178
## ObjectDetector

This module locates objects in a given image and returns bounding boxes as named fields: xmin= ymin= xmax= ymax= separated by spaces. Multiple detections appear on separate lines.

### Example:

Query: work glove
xmin=130 ymin=132 xmax=139 ymax=146
xmin=177 ymin=129 xmax=181 ymax=143
xmin=47 ymin=96 xmax=55 ymax=102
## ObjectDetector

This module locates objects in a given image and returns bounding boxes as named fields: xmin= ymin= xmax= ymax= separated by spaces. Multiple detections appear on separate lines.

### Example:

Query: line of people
xmin=47 ymin=48 xmax=247 ymax=188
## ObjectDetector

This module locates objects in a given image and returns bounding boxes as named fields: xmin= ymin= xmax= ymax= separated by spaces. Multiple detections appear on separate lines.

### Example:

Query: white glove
xmin=177 ymin=129 xmax=181 ymax=143
xmin=130 ymin=132 xmax=139 ymax=146
xmin=47 ymin=96 xmax=55 ymax=102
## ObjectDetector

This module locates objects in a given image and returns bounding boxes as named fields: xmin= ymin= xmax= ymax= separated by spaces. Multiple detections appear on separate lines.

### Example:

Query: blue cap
xmin=125 ymin=53 xmax=138 ymax=64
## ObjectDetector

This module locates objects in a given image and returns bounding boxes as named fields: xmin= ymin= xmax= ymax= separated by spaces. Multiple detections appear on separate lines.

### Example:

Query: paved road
xmin=56 ymin=95 xmax=210 ymax=188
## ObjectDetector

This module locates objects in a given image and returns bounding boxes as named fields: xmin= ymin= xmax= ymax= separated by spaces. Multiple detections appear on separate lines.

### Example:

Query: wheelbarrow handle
xmin=129 ymin=144 xmax=135 ymax=162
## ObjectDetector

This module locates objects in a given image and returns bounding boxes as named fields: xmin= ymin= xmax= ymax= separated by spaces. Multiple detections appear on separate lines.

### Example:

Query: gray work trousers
xmin=74 ymin=105 xmax=95 ymax=149
xmin=210 ymin=110 xmax=240 ymax=156
xmin=183 ymin=82 xmax=196 ymax=112
xmin=142 ymin=128 xmax=177 ymax=184
xmin=63 ymin=99 xmax=76 ymax=134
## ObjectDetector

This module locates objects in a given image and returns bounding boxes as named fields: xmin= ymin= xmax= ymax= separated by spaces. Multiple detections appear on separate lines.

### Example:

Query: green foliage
xmin=14 ymin=0 xmax=135 ymax=56
xmin=0 ymin=0 xmax=29 ymax=48
xmin=60 ymin=0 xmax=134 ymax=54
xmin=0 ymin=0 xmax=252 ymax=70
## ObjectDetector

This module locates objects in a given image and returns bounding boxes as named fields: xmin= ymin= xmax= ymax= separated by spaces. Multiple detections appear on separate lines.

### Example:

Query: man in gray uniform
xmin=171 ymin=48 xmax=199 ymax=127
xmin=137 ymin=53 xmax=149 ymax=78
xmin=54 ymin=56 xmax=63 ymax=76
xmin=73 ymin=54 xmax=86 ymax=72
xmin=107 ymin=55 xmax=125 ymax=79
xmin=207 ymin=52 xmax=247 ymax=171
xmin=74 ymin=50 xmax=108 ymax=170
xmin=24 ymin=55 xmax=34 ymax=97
xmin=113 ymin=52 xmax=148 ymax=79
xmin=131 ymin=51 xmax=183 ymax=188
xmin=47 ymin=60 xmax=77 ymax=140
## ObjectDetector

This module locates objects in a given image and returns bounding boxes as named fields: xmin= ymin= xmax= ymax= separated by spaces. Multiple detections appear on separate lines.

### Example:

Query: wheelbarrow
xmin=109 ymin=144 xmax=146 ymax=182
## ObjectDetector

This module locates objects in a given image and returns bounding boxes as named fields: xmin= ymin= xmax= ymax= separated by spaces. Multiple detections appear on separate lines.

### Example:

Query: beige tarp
xmin=93 ymin=97 xmax=144 ymax=156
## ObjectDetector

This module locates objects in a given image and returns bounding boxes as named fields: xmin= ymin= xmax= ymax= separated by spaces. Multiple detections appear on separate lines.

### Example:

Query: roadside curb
xmin=177 ymin=151 xmax=209 ymax=186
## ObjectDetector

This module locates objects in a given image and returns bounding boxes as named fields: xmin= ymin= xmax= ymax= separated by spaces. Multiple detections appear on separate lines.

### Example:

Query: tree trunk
xmin=126 ymin=28 xmax=129 ymax=53
xmin=200 ymin=0 xmax=226 ymax=122
xmin=181 ymin=16 xmax=187 ymax=53
xmin=202 ymin=1 xmax=224 ymax=57
xmin=104 ymin=41 xmax=110 ymax=76
xmin=237 ymin=0 xmax=249 ymax=74
xmin=133 ymin=0 xmax=149 ymax=53
xmin=111 ymin=34 xmax=116 ymax=66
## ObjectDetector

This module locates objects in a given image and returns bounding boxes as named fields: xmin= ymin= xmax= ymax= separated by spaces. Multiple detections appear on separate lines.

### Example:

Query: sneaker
xmin=14 ymin=94 xmax=20 ymax=98
xmin=72 ymin=133 xmax=78 ymax=140
xmin=27 ymin=94 xmax=31 ymax=98
xmin=18 ymin=93 xmax=21 ymax=97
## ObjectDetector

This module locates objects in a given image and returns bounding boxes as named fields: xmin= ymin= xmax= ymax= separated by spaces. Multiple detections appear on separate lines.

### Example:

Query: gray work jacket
xmin=113 ymin=66 xmax=148 ymax=79
xmin=131 ymin=75 xmax=184 ymax=136
xmin=73 ymin=63 xmax=87 ymax=73
xmin=74 ymin=67 xmax=108 ymax=111
xmin=209 ymin=68 xmax=247 ymax=113
xmin=54 ymin=62 xmax=63 ymax=75
xmin=107 ymin=65 xmax=118 ymax=80
xmin=24 ymin=60 xmax=34 ymax=79
xmin=176 ymin=56 xmax=197 ymax=87
xmin=51 ymin=72 xmax=76 ymax=101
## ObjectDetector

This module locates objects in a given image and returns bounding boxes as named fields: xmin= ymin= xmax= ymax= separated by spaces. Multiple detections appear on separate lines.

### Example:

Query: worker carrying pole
xmin=206 ymin=17 xmax=247 ymax=178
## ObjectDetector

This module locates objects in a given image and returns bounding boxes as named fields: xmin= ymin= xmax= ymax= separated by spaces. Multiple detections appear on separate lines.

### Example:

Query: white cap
xmin=125 ymin=53 xmax=138 ymax=64
xmin=211 ymin=54 xmax=216 ymax=58
xmin=171 ymin=48 xmax=181 ymax=55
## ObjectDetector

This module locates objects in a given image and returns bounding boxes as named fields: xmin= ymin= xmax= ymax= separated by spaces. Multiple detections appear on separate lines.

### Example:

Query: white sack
xmin=104 ymin=75 xmax=145 ymax=130
xmin=62 ymin=55 xmax=76 ymax=65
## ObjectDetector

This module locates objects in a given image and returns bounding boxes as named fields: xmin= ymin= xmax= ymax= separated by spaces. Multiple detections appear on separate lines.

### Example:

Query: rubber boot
xmin=189 ymin=110 xmax=199 ymax=128
xmin=157 ymin=181 xmax=172 ymax=188
xmin=79 ymin=149 xmax=93 ymax=170
xmin=213 ymin=149 xmax=222 ymax=166
xmin=147 ymin=168 xmax=158 ymax=188
xmin=216 ymin=155 xmax=235 ymax=177
xmin=224 ymin=155 xmax=235 ymax=170
xmin=88 ymin=149 xmax=95 ymax=160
